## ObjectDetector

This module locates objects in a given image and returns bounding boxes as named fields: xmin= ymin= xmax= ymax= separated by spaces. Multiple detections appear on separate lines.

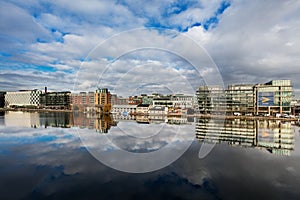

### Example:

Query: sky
xmin=0 ymin=0 xmax=300 ymax=97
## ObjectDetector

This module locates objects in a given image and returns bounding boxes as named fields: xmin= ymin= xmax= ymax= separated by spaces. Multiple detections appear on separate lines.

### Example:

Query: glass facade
xmin=196 ymin=80 xmax=294 ymax=115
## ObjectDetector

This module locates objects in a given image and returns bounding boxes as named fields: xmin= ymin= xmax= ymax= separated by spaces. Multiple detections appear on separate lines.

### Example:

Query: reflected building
xmin=39 ymin=112 xmax=72 ymax=128
xmin=149 ymin=115 xmax=168 ymax=124
xmin=0 ymin=92 xmax=6 ymax=108
xmin=167 ymin=117 xmax=189 ymax=125
xmin=3 ymin=111 xmax=72 ymax=128
xmin=256 ymin=120 xmax=294 ymax=155
xmin=112 ymin=113 xmax=136 ymax=121
xmin=136 ymin=115 xmax=150 ymax=124
xmin=73 ymin=112 xmax=95 ymax=129
xmin=4 ymin=111 xmax=40 ymax=128
xmin=94 ymin=115 xmax=116 ymax=133
xmin=196 ymin=119 xmax=294 ymax=155
xmin=0 ymin=111 xmax=4 ymax=126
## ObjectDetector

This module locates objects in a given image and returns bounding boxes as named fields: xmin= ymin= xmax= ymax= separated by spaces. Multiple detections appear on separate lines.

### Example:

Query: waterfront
xmin=1 ymin=111 xmax=300 ymax=199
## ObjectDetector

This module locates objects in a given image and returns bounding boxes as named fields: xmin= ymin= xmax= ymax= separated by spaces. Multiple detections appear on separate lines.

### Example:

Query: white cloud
xmin=1 ymin=0 xmax=300 ymax=97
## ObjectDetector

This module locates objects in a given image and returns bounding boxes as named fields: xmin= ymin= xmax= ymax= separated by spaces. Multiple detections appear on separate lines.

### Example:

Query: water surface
xmin=0 ymin=111 xmax=300 ymax=199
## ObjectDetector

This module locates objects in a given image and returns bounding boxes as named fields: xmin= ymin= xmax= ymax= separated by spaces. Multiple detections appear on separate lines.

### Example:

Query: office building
xmin=196 ymin=85 xmax=226 ymax=114
xmin=254 ymin=80 xmax=293 ymax=115
xmin=40 ymin=91 xmax=71 ymax=109
xmin=5 ymin=89 xmax=42 ymax=108
xmin=226 ymin=84 xmax=255 ymax=114
xmin=196 ymin=80 xmax=293 ymax=115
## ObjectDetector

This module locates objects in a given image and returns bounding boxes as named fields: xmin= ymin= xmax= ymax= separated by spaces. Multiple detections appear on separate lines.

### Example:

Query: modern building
xmin=5 ymin=90 xmax=42 ymax=108
xmin=226 ymin=84 xmax=255 ymax=115
xmin=40 ymin=91 xmax=71 ymax=109
xmin=196 ymin=80 xmax=294 ymax=115
xmin=95 ymin=88 xmax=112 ymax=113
xmin=0 ymin=92 xmax=6 ymax=108
xmin=254 ymin=80 xmax=293 ymax=115
xmin=196 ymin=85 xmax=226 ymax=114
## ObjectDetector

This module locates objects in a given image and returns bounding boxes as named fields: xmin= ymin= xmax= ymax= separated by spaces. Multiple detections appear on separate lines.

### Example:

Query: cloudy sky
xmin=1 ymin=0 xmax=300 ymax=97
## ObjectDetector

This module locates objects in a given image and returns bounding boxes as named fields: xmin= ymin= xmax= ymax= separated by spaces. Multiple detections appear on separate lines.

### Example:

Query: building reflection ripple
xmin=196 ymin=118 xmax=294 ymax=156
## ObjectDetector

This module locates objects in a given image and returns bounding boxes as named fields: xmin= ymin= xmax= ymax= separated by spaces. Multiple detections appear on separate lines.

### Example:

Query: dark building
xmin=40 ymin=91 xmax=71 ymax=109
xmin=0 ymin=92 xmax=6 ymax=108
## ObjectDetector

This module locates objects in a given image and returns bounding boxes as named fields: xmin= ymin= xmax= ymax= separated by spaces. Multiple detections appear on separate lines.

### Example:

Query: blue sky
xmin=0 ymin=0 xmax=300 ymax=97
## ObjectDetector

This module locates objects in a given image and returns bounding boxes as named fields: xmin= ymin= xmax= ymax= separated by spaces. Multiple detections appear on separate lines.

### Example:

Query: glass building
xmin=254 ymin=80 xmax=293 ymax=115
xmin=196 ymin=80 xmax=293 ymax=115
xmin=196 ymin=85 xmax=227 ymax=114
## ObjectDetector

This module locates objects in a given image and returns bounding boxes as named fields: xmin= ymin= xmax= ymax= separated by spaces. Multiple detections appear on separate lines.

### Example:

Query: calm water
xmin=0 ymin=111 xmax=300 ymax=200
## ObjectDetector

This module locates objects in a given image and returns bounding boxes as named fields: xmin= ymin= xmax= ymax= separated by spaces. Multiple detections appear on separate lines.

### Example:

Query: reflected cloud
xmin=0 ymin=112 xmax=300 ymax=199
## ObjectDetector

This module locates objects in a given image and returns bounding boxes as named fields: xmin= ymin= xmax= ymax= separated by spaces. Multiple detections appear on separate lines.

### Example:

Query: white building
xmin=5 ymin=90 xmax=42 ymax=107
xmin=112 ymin=105 xmax=137 ymax=115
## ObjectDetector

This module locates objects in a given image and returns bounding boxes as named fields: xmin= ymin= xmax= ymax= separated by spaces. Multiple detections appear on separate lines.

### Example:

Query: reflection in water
xmin=1 ymin=111 xmax=296 ymax=156
xmin=0 ymin=111 xmax=300 ymax=199
xmin=1 ymin=111 xmax=192 ymax=133
xmin=196 ymin=119 xmax=294 ymax=155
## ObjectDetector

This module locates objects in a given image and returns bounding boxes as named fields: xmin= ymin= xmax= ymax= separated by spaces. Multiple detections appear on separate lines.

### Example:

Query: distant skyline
xmin=1 ymin=0 xmax=300 ymax=98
